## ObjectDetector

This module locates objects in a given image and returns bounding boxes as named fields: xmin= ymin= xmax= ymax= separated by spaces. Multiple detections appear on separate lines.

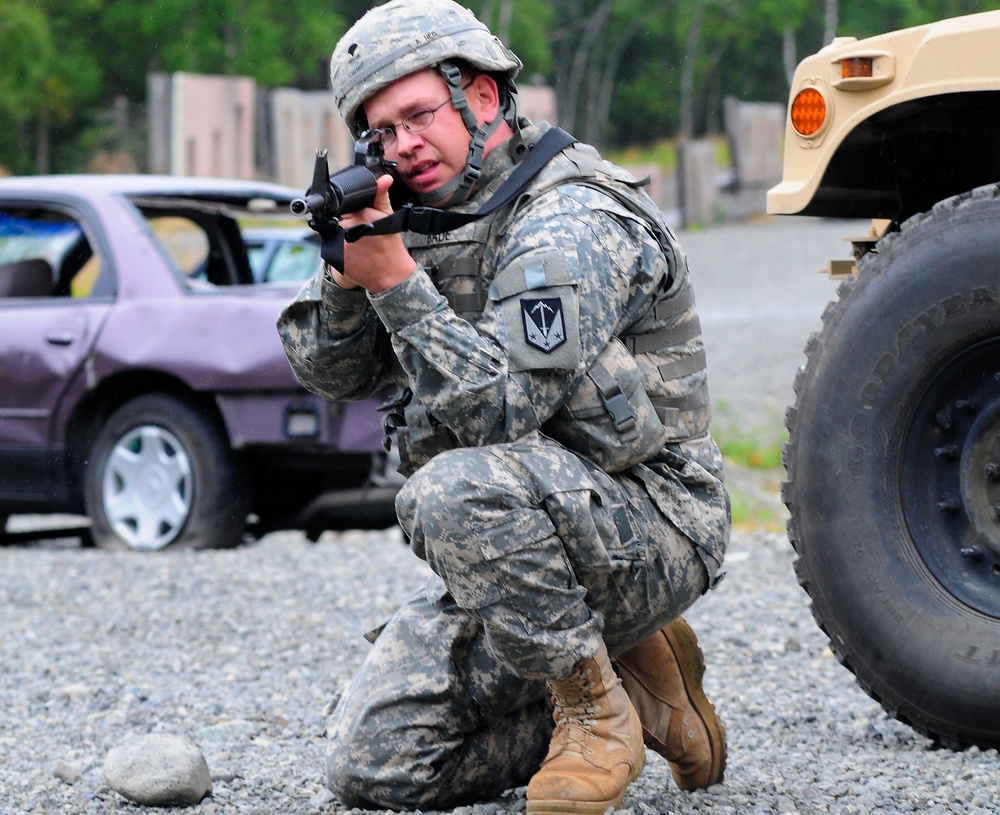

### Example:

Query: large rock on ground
xmin=103 ymin=733 xmax=212 ymax=806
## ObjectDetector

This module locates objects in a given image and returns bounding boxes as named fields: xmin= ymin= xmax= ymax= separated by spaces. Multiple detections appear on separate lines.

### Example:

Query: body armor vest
xmin=388 ymin=125 xmax=712 ymax=474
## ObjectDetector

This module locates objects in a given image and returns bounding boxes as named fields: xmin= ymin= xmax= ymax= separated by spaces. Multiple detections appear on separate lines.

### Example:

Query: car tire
xmin=785 ymin=184 xmax=1000 ymax=750
xmin=84 ymin=393 xmax=249 ymax=551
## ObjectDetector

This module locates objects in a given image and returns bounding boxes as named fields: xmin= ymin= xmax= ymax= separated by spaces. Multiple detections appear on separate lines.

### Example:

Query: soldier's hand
xmin=334 ymin=174 xmax=417 ymax=293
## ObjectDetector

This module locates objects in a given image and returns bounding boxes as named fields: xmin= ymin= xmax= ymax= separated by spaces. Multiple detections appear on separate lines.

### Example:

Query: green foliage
xmin=478 ymin=0 xmax=556 ymax=76
xmin=0 ymin=4 xmax=53 ymax=119
xmin=0 ymin=8 xmax=48 ymax=171
xmin=92 ymin=0 xmax=347 ymax=91
xmin=0 ymin=0 xmax=105 ymax=174
xmin=5 ymin=0 xmax=1000 ymax=174
xmin=845 ymin=0 xmax=979 ymax=37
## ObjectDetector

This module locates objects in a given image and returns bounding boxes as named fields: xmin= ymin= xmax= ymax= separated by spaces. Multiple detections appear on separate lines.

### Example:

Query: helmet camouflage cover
xmin=330 ymin=0 xmax=523 ymax=138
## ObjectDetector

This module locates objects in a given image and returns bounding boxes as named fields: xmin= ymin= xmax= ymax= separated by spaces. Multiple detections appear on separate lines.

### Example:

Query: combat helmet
xmin=330 ymin=0 xmax=523 ymax=205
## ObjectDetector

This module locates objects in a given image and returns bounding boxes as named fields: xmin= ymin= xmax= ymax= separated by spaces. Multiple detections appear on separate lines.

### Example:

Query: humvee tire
xmin=784 ymin=183 xmax=1000 ymax=749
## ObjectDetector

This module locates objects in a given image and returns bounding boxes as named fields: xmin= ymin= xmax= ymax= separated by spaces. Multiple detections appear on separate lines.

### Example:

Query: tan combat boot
xmin=614 ymin=616 xmax=726 ymax=791
xmin=526 ymin=640 xmax=645 ymax=815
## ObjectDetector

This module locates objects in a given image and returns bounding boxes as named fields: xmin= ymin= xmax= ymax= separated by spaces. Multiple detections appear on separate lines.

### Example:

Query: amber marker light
xmin=841 ymin=57 xmax=874 ymax=78
xmin=790 ymin=87 xmax=827 ymax=137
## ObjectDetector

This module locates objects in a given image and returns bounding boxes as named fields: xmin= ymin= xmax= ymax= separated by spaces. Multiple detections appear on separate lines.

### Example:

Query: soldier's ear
xmin=467 ymin=74 xmax=501 ymax=125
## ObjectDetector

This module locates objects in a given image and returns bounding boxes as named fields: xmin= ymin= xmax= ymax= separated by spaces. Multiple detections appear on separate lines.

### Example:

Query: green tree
xmin=0 ymin=2 xmax=53 ymax=172
xmin=0 ymin=0 xmax=103 ymax=174
xmin=479 ymin=0 xmax=555 ymax=75
xmin=93 ymin=0 xmax=347 ymax=91
xmin=3 ymin=0 xmax=353 ymax=173
xmin=6 ymin=0 xmax=1000 ymax=173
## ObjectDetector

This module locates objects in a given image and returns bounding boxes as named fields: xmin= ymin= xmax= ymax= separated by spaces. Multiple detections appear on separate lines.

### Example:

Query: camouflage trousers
xmin=326 ymin=433 xmax=713 ymax=810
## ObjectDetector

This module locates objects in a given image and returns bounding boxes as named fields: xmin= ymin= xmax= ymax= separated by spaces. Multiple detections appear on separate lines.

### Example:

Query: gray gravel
xmin=684 ymin=215 xmax=860 ymax=435
xmin=4 ymin=216 xmax=999 ymax=814
xmin=4 ymin=527 xmax=999 ymax=815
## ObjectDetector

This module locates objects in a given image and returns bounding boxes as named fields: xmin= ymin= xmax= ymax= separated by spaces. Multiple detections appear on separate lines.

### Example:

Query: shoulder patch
xmin=492 ymin=251 xmax=580 ymax=372
xmin=521 ymin=297 xmax=567 ymax=353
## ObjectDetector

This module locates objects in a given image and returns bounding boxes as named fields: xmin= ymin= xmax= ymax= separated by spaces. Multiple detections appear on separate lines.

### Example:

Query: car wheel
xmin=84 ymin=393 xmax=249 ymax=551
xmin=785 ymin=184 xmax=1000 ymax=750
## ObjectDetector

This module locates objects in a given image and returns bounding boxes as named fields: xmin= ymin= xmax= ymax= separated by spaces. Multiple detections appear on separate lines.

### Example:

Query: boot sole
xmin=526 ymin=752 xmax=646 ymax=815
xmin=654 ymin=617 xmax=727 ymax=789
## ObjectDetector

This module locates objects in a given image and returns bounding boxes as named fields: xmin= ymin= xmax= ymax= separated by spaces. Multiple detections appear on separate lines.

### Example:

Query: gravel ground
xmin=3 ymin=521 xmax=999 ymax=815
xmin=682 ymin=214 xmax=861 ymax=437
xmin=4 ymin=215 xmax=999 ymax=814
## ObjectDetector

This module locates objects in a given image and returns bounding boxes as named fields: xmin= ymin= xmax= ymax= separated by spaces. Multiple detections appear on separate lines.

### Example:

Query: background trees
xmin=2 ymin=0 xmax=998 ymax=175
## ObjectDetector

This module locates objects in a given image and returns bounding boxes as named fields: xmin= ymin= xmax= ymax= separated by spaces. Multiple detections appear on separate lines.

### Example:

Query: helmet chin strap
xmin=421 ymin=61 xmax=510 ymax=207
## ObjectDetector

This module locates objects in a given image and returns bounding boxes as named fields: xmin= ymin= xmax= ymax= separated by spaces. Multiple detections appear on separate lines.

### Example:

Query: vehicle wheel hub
xmin=960 ymin=398 xmax=1000 ymax=559
xmin=102 ymin=425 xmax=193 ymax=551
xmin=902 ymin=339 xmax=1000 ymax=617
xmin=137 ymin=468 xmax=170 ymax=508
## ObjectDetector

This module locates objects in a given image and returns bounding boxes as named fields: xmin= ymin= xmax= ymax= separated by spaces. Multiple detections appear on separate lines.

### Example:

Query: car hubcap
xmin=102 ymin=424 xmax=193 ymax=550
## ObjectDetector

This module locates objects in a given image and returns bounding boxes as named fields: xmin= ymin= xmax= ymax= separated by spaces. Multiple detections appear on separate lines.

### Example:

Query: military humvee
xmin=768 ymin=10 xmax=1000 ymax=750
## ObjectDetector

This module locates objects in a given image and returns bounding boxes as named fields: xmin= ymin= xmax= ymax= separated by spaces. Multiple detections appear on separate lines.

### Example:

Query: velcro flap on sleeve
xmin=493 ymin=251 xmax=576 ymax=298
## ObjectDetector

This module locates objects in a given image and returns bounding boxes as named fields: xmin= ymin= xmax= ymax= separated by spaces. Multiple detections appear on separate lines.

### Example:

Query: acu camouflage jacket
xmin=278 ymin=122 xmax=728 ymax=578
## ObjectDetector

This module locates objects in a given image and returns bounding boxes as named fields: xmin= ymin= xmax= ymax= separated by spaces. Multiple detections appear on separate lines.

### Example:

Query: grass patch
xmin=711 ymin=404 xmax=788 ymax=530
xmin=711 ymin=407 xmax=787 ymax=471
xmin=727 ymin=488 xmax=783 ymax=531
xmin=608 ymin=140 xmax=678 ymax=172
xmin=606 ymin=136 xmax=732 ymax=176
xmin=718 ymin=432 xmax=784 ymax=470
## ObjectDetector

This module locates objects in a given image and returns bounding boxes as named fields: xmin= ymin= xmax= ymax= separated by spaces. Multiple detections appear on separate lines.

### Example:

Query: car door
xmin=0 ymin=201 xmax=113 ymax=503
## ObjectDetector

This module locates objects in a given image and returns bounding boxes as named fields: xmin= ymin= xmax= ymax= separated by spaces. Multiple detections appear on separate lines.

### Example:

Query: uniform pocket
xmin=544 ymin=338 xmax=669 ymax=471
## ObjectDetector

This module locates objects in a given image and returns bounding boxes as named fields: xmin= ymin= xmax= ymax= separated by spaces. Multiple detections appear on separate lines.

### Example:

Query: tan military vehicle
xmin=768 ymin=10 xmax=1000 ymax=750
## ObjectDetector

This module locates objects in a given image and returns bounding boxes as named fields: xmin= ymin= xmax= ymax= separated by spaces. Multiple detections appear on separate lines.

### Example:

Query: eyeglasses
xmin=365 ymin=98 xmax=453 ymax=149
xmin=364 ymin=81 xmax=474 ymax=150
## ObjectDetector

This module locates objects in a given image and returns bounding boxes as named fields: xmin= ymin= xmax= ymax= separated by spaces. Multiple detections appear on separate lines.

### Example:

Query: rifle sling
xmin=323 ymin=126 xmax=577 ymax=271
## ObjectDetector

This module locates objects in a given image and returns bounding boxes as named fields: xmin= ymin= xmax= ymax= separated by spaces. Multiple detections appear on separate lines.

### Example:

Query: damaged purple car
xmin=0 ymin=175 xmax=399 ymax=551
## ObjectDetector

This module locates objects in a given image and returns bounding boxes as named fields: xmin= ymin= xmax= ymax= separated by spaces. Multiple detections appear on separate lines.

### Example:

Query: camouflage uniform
xmin=278 ymin=119 xmax=729 ymax=809
xmin=277 ymin=1 xmax=728 ymax=807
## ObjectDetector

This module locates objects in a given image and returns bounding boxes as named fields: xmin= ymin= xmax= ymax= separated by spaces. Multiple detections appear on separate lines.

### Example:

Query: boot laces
xmin=551 ymin=666 xmax=603 ymax=753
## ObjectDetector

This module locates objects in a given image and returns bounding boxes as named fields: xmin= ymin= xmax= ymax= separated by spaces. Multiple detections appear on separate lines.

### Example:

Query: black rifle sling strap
xmin=323 ymin=127 xmax=577 ymax=271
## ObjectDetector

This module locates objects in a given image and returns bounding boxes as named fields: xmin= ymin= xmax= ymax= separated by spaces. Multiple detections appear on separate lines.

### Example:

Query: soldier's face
xmin=364 ymin=69 xmax=484 ymax=197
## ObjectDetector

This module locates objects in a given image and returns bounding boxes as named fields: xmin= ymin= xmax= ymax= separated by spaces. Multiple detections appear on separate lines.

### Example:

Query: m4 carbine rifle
xmin=290 ymin=135 xmax=397 ymax=227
